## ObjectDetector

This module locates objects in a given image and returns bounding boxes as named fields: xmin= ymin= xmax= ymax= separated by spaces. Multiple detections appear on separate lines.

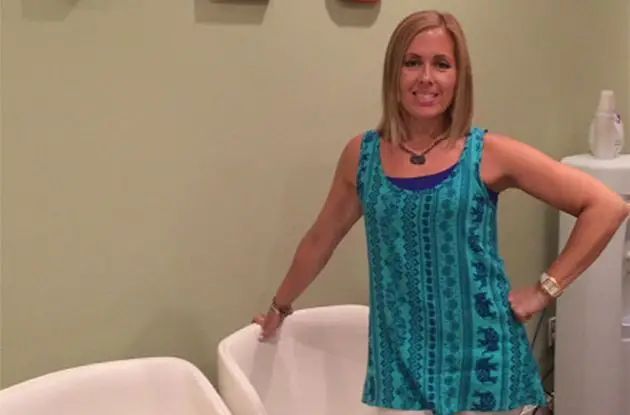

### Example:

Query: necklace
xmin=399 ymin=136 xmax=449 ymax=165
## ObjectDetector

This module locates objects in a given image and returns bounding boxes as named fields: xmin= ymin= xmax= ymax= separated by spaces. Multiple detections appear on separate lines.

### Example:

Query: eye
xmin=436 ymin=60 xmax=453 ymax=70
xmin=403 ymin=58 xmax=421 ymax=68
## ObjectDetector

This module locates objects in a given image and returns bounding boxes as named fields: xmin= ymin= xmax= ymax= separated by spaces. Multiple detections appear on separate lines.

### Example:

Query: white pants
xmin=377 ymin=406 xmax=530 ymax=415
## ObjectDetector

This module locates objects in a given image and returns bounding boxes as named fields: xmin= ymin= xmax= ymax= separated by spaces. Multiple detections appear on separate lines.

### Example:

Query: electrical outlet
xmin=547 ymin=316 xmax=556 ymax=348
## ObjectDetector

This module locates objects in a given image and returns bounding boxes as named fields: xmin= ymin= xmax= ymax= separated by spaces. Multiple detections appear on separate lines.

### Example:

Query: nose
xmin=419 ymin=64 xmax=434 ymax=84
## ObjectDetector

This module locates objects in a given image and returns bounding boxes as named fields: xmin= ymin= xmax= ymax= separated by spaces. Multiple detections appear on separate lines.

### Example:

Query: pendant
xmin=410 ymin=154 xmax=426 ymax=165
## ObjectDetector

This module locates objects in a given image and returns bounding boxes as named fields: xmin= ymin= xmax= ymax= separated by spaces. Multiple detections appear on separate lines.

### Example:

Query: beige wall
xmin=1 ymin=0 xmax=628 ymax=387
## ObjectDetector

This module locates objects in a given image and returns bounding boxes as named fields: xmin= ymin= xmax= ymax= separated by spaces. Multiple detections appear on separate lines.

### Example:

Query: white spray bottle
xmin=588 ymin=90 xmax=625 ymax=159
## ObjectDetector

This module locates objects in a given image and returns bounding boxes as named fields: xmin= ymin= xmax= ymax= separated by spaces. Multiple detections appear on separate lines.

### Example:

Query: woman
xmin=253 ymin=10 xmax=629 ymax=415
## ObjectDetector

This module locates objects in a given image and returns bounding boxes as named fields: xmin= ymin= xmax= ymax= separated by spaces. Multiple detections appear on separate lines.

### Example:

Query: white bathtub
xmin=0 ymin=357 xmax=231 ymax=415
xmin=217 ymin=304 xmax=378 ymax=415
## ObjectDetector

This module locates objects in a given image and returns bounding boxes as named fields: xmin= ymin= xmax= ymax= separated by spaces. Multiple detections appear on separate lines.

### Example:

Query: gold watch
xmin=539 ymin=272 xmax=563 ymax=298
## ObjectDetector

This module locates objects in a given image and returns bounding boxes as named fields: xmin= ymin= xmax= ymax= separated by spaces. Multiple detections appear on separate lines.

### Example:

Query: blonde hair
xmin=377 ymin=10 xmax=473 ymax=145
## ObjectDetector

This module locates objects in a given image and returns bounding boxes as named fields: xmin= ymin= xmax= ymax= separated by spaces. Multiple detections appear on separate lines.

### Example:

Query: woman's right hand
xmin=252 ymin=308 xmax=284 ymax=341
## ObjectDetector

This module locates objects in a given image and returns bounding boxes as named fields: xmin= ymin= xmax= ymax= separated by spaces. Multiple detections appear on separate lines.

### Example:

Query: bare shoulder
xmin=478 ymin=132 xmax=519 ymax=191
xmin=343 ymin=133 xmax=364 ymax=158
xmin=482 ymin=132 xmax=560 ymax=174
xmin=480 ymin=131 xmax=567 ymax=192
xmin=481 ymin=131 xmax=620 ymax=215
xmin=337 ymin=133 xmax=365 ymax=186
xmin=483 ymin=132 xmax=531 ymax=154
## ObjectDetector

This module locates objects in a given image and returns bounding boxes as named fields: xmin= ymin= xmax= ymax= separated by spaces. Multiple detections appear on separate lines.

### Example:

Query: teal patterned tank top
xmin=357 ymin=128 xmax=547 ymax=415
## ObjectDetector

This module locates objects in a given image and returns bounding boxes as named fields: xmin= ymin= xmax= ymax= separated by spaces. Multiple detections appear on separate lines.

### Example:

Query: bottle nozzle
xmin=596 ymin=90 xmax=616 ymax=113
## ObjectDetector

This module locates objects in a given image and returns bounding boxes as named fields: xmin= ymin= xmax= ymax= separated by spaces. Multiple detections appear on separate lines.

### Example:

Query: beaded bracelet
xmin=270 ymin=297 xmax=293 ymax=318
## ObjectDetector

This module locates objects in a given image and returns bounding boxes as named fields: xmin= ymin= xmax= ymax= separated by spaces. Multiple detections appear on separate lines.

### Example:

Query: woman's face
xmin=399 ymin=27 xmax=458 ymax=124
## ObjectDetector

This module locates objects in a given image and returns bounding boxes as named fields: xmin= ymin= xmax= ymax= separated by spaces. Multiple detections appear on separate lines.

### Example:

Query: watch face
xmin=542 ymin=279 xmax=559 ymax=296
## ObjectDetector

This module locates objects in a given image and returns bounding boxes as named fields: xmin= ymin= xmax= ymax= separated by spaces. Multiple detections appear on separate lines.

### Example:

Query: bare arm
xmin=272 ymin=135 xmax=364 ymax=307
xmin=484 ymin=133 xmax=630 ymax=292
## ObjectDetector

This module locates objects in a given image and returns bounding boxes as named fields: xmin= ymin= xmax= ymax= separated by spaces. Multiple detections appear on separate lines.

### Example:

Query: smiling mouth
xmin=412 ymin=91 xmax=439 ymax=104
